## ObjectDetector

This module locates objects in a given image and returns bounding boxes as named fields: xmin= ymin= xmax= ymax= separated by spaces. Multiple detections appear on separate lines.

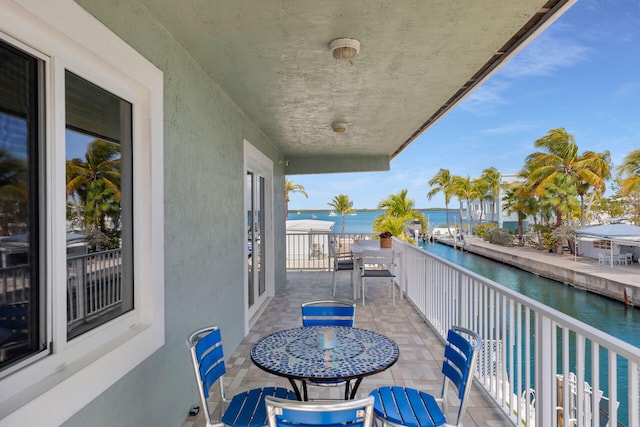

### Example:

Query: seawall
xmin=433 ymin=236 xmax=639 ymax=307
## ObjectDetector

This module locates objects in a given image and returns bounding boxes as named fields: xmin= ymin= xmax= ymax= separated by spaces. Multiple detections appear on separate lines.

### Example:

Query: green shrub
xmin=484 ymin=228 xmax=514 ymax=246
xmin=475 ymin=223 xmax=498 ymax=238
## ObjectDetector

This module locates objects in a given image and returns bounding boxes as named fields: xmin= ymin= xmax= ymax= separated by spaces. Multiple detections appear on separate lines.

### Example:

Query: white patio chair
xmin=329 ymin=241 xmax=354 ymax=296
xmin=359 ymin=249 xmax=396 ymax=306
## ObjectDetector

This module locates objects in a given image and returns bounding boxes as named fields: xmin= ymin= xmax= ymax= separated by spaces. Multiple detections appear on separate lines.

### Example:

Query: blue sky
xmin=287 ymin=0 xmax=640 ymax=211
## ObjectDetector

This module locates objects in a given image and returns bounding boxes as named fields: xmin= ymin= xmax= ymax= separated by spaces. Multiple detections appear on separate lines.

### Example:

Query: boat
xmin=350 ymin=212 xmax=357 ymax=216
xmin=296 ymin=211 xmax=301 ymax=215
xmin=328 ymin=211 xmax=337 ymax=217
xmin=311 ymin=214 xmax=318 ymax=219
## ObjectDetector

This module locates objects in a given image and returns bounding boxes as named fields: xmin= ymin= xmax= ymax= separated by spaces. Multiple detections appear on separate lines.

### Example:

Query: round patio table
xmin=250 ymin=325 xmax=399 ymax=401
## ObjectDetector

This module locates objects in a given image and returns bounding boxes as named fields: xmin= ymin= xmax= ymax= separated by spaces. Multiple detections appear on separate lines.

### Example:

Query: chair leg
xmin=332 ymin=269 xmax=337 ymax=296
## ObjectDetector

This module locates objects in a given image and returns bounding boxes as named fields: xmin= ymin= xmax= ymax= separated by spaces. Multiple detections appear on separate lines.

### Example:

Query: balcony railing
xmin=286 ymin=233 xmax=374 ymax=270
xmin=286 ymin=233 xmax=640 ymax=426
xmin=397 ymin=240 xmax=639 ymax=427
xmin=67 ymin=249 xmax=123 ymax=328
xmin=0 ymin=249 xmax=122 ymax=332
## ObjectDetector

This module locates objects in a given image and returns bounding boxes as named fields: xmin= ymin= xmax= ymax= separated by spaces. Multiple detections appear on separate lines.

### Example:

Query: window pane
xmin=65 ymin=72 xmax=133 ymax=339
xmin=0 ymin=41 xmax=43 ymax=370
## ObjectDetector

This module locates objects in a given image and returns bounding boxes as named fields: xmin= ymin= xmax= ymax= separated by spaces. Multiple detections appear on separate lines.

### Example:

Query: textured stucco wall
xmin=65 ymin=1 xmax=285 ymax=425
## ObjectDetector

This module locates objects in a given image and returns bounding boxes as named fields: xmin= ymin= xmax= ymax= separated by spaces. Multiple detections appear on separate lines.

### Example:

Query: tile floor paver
xmin=182 ymin=271 xmax=513 ymax=427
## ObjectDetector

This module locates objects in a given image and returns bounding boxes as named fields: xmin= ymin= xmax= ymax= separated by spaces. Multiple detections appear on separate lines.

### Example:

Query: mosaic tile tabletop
xmin=250 ymin=326 xmax=399 ymax=381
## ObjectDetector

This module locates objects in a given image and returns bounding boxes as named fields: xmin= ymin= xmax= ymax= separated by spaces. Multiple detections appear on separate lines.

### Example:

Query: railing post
xmin=536 ymin=315 xmax=555 ymax=427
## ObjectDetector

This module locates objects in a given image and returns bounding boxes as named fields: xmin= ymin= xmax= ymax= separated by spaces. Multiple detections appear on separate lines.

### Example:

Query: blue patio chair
xmin=300 ymin=300 xmax=355 ymax=398
xmin=265 ymin=395 xmax=374 ymax=427
xmin=329 ymin=242 xmax=354 ymax=297
xmin=187 ymin=326 xmax=297 ymax=427
xmin=369 ymin=326 xmax=482 ymax=427
xmin=301 ymin=300 xmax=355 ymax=327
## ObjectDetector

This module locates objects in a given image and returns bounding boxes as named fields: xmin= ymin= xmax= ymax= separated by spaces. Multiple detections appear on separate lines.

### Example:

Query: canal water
xmin=419 ymin=240 xmax=639 ymax=426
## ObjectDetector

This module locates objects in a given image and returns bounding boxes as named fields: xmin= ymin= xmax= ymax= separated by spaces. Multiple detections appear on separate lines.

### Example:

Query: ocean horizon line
xmin=290 ymin=207 xmax=455 ymax=212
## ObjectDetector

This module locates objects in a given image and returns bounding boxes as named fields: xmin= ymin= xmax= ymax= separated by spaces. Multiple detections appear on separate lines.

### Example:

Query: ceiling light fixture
xmin=332 ymin=122 xmax=347 ymax=133
xmin=329 ymin=38 xmax=360 ymax=62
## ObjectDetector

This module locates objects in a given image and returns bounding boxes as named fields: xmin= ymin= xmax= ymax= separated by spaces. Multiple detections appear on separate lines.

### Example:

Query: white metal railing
xmin=396 ymin=240 xmax=640 ymax=427
xmin=286 ymin=233 xmax=375 ymax=270
xmin=67 ymin=249 xmax=123 ymax=327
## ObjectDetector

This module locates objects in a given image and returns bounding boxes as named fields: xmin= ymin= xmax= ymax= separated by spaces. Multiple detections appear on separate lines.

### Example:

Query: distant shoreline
xmin=292 ymin=208 xmax=455 ymax=213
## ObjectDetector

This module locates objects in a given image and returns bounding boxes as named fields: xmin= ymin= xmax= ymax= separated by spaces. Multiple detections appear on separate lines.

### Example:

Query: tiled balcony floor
xmin=182 ymin=271 xmax=513 ymax=427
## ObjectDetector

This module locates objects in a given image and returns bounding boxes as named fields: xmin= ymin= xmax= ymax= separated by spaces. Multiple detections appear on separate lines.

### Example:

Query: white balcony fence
xmin=396 ymin=240 xmax=640 ymax=427
xmin=286 ymin=233 xmax=375 ymax=270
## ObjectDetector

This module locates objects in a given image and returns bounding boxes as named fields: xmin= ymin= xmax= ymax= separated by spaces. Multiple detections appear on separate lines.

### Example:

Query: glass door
xmin=244 ymin=140 xmax=273 ymax=324
xmin=246 ymin=171 xmax=266 ymax=309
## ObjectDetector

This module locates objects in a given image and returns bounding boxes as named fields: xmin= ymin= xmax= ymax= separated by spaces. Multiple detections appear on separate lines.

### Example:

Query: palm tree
xmin=525 ymin=128 xmax=608 ymax=228
xmin=66 ymin=139 xmax=121 ymax=248
xmin=327 ymin=194 xmax=353 ymax=234
xmin=451 ymin=176 xmax=479 ymax=234
xmin=427 ymin=168 xmax=455 ymax=235
xmin=0 ymin=149 xmax=28 ymax=235
xmin=617 ymin=149 xmax=640 ymax=224
xmin=617 ymin=149 xmax=640 ymax=195
xmin=481 ymin=167 xmax=501 ymax=224
xmin=501 ymin=181 xmax=534 ymax=245
xmin=284 ymin=179 xmax=308 ymax=217
xmin=374 ymin=189 xmax=427 ymax=243
xmin=578 ymin=150 xmax=611 ymax=227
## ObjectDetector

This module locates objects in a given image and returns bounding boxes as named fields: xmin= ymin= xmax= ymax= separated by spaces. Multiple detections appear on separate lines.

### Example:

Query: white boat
xmin=328 ymin=211 xmax=337 ymax=217
xmin=350 ymin=212 xmax=357 ymax=216
xmin=311 ymin=214 xmax=318 ymax=219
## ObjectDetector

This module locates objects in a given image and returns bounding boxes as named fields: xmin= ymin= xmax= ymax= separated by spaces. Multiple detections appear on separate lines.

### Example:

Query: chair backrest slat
xmin=441 ymin=326 xmax=483 ymax=424
xmin=361 ymin=249 xmax=394 ymax=266
xmin=266 ymin=395 xmax=374 ymax=427
xmin=301 ymin=300 xmax=355 ymax=328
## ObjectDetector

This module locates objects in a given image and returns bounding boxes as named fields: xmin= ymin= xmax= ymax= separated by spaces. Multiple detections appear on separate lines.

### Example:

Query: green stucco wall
xmin=65 ymin=1 xmax=286 ymax=425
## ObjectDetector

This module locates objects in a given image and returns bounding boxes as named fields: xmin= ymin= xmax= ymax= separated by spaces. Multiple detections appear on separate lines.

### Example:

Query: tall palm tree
xmin=374 ymin=189 xmax=426 ymax=242
xmin=427 ymin=168 xmax=454 ymax=235
xmin=617 ymin=149 xmax=640 ymax=224
xmin=451 ymin=176 xmax=478 ymax=234
xmin=0 ymin=149 xmax=28 ymax=235
xmin=472 ymin=177 xmax=490 ymax=224
xmin=617 ymin=149 xmax=640 ymax=195
xmin=502 ymin=181 xmax=533 ymax=245
xmin=481 ymin=167 xmax=501 ymax=224
xmin=66 ymin=139 xmax=121 ymax=246
xmin=327 ymin=194 xmax=353 ymax=234
xmin=284 ymin=179 xmax=308 ymax=217
xmin=578 ymin=150 xmax=611 ymax=227
xmin=526 ymin=128 xmax=608 ymax=228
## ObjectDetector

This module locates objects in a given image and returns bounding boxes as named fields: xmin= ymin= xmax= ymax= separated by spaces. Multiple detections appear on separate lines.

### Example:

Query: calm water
xmin=288 ymin=209 xmax=460 ymax=234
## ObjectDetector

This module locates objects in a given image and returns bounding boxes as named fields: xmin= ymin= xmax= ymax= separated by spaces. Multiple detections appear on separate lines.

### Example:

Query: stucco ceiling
xmin=140 ymin=0 xmax=574 ymax=173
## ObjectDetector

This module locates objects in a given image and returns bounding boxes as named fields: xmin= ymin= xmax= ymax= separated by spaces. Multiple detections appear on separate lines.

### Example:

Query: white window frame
xmin=0 ymin=1 xmax=164 ymax=425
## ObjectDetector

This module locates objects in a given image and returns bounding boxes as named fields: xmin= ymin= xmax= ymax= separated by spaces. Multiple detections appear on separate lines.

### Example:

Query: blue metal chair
xmin=301 ymin=300 xmax=355 ymax=327
xmin=265 ymin=395 xmax=374 ymax=427
xmin=187 ymin=326 xmax=297 ymax=427
xmin=369 ymin=326 xmax=482 ymax=427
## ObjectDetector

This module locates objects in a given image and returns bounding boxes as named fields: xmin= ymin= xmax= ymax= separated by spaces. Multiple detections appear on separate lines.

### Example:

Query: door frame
xmin=243 ymin=140 xmax=275 ymax=333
